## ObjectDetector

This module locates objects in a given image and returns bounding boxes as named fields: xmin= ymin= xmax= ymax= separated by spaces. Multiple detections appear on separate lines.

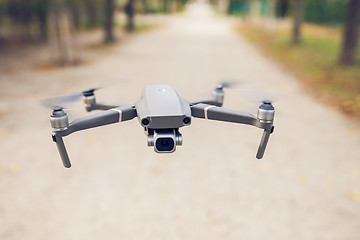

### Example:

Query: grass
xmin=236 ymin=23 xmax=360 ymax=119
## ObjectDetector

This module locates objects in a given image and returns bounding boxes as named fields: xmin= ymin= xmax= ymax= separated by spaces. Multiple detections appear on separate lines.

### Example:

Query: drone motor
xmin=50 ymin=108 xmax=69 ymax=131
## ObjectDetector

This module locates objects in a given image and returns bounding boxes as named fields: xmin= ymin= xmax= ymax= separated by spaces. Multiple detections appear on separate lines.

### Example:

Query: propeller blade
xmin=39 ymin=93 xmax=82 ymax=109
xmin=82 ymin=87 xmax=101 ymax=96
xmin=40 ymin=86 xmax=103 ymax=109
xmin=217 ymin=78 xmax=246 ymax=89
xmin=217 ymin=82 xmax=237 ymax=89
xmin=236 ymin=89 xmax=279 ymax=103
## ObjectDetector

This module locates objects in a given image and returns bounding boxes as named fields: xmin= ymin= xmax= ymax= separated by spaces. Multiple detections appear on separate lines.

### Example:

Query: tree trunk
xmin=70 ymin=2 xmax=81 ymax=30
xmin=339 ymin=0 xmax=360 ymax=65
xmin=163 ymin=0 xmax=168 ymax=13
xmin=276 ymin=0 xmax=289 ymax=18
xmin=86 ymin=0 xmax=98 ymax=27
xmin=49 ymin=9 xmax=77 ymax=65
xmin=292 ymin=0 xmax=304 ymax=45
xmin=104 ymin=0 xmax=115 ymax=43
xmin=141 ymin=0 xmax=150 ymax=13
xmin=125 ymin=0 xmax=135 ymax=32
xmin=38 ymin=10 xmax=48 ymax=40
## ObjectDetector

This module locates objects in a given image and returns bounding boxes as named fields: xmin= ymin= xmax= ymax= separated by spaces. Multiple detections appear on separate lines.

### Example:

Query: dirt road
xmin=1 ymin=2 xmax=360 ymax=240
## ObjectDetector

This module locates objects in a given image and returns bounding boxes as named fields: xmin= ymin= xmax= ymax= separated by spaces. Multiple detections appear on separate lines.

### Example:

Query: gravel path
xmin=1 ymin=2 xmax=360 ymax=240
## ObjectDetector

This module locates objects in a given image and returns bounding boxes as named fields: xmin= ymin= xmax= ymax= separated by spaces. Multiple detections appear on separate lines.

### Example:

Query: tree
xmin=124 ymin=0 xmax=135 ymax=32
xmin=35 ymin=0 xmax=50 ymax=40
xmin=48 ymin=6 xmax=78 ymax=65
xmin=104 ymin=0 xmax=115 ymax=42
xmin=140 ymin=0 xmax=150 ymax=13
xmin=292 ymin=0 xmax=304 ymax=45
xmin=339 ymin=0 xmax=360 ymax=65
xmin=86 ymin=0 xmax=99 ymax=28
xmin=276 ymin=0 xmax=289 ymax=18
xmin=163 ymin=0 xmax=169 ymax=13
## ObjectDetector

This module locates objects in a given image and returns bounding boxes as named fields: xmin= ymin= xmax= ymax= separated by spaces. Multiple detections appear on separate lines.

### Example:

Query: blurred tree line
xmin=218 ymin=0 xmax=360 ymax=65
xmin=0 ymin=0 xmax=188 ymax=42
xmin=0 ymin=0 xmax=188 ymax=64
xmin=224 ymin=0 xmax=347 ymax=24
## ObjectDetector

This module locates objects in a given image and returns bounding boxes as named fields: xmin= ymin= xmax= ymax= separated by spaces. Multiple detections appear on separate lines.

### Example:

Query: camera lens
xmin=155 ymin=137 xmax=175 ymax=152
xmin=161 ymin=140 xmax=169 ymax=146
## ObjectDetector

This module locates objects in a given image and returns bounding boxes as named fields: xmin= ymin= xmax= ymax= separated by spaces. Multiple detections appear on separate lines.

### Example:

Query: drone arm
xmin=52 ymin=105 xmax=136 ymax=168
xmin=86 ymin=102 xmax=122 ymax=111
xmin=189 ymin=100 xmax=222 ymax=107
xmin=191 ymin=104 xmax=274 ymax=159
xmin=189 ymin=86 xmax=226 ymax=107
xmin=67 ymin=110 xmax=119 ymax=134
xmin=60 ymin=105 xmax=136 ymax=136
xmin=191 ymin=104 xmax=260 ymax=126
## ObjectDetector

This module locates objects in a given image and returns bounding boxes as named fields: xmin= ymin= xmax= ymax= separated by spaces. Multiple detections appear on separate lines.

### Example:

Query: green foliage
xmin=227 ymin=0 xmax=348 ymax=25
xmin=227 ymin=0 xmax=250 ymax=15
xmin=237 ymin=24 xmax=360 ymax=118
xmin=304 ymin=0 xmax=347 ymax=25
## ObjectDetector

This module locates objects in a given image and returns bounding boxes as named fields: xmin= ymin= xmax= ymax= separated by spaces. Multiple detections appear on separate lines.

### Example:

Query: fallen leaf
xmin=351 ymin=169 xmax=360 ymax=179
xmin=298 ymin=176 xmax=307 ymax=185
xmin=10 ymin=162 xmax=21 ymax=173
xmin=349 ymin=190 xmax=360 ymax=202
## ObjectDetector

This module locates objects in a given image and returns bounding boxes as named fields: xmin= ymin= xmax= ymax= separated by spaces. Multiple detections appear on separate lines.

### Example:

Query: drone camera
xmin=147 ymin=129 xmax=182 ymax=153
xmin=156 ymin=137 xmax=175 ymax=152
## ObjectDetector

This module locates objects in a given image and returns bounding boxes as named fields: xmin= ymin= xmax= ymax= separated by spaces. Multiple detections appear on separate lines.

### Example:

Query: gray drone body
xmin=47 ymin=84 xmax=275 ymax=168
xmin=135 ymin=85 xmax=192 ymax=153
xmin=135 ymin=84 xmax=191 ymax=129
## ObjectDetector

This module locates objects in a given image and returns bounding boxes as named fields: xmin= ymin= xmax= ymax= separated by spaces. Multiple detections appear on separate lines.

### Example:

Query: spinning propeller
xmin=40 ymin=88 xmax=101 ymax=110
xmin=236 ymin=89 xmax=278 ymax=104
xmin=216 ymin=79 xmax=242 ymax=90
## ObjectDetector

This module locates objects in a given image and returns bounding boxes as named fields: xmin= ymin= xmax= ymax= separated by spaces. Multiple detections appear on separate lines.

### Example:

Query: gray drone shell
xmin=135 ymin=84 xmax=191 ymax=129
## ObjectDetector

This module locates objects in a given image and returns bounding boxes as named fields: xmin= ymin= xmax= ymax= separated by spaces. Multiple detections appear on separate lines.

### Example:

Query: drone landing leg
xmin=256 ymin=127 xmax=274 ymax=159
xmin=191 ymin=104 xmax=274 ymax=159
xmin=52 ymin=134 xmax=71 ymax=168
xmin=52 ymin=105 xmax=137 ymax=167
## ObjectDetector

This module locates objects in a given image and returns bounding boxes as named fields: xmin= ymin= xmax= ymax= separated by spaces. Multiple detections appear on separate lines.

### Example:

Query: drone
xmin=44 ymin=83 xmax=275 ymax=168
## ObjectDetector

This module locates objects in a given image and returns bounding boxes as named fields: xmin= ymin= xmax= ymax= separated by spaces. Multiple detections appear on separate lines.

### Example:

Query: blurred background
xmin=1 ymin=0 xmax=360 ymax=239
xmin=1 ymin=0 xmax=360 ymax=114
